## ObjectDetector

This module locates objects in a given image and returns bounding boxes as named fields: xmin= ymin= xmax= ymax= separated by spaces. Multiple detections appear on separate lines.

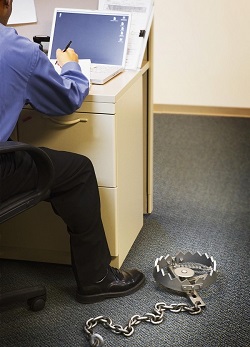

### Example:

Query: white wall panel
xmin=153 ymin=0 xmax=250 ymax=108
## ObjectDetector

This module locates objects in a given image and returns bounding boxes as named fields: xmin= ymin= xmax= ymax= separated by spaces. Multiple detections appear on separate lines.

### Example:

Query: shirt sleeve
xmin=26 ymin=45 xmax=89 ymax=116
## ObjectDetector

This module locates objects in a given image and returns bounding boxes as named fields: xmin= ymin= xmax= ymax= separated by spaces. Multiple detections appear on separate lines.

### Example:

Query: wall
xmin=12 ymin=0 xmax=98 ymax=39
xmin=153 ymin=0 xmax=250 ymax=111
xmin=12 ymin=0 xmax=250 ymax=112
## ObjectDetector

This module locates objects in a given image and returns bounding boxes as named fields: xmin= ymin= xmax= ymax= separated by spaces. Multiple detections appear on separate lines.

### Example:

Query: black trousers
xmin=1 ymin=147 xmax=111 ymax=289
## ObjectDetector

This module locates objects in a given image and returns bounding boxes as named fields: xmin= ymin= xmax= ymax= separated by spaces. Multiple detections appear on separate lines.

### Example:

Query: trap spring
xmin=153 ymin=251 xmax=217 ymax=307
xmin=84 ymin=252 xmax=217 ymax=346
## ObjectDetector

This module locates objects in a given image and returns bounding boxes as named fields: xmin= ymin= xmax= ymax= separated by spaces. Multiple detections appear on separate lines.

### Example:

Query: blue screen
xmin=50 ymin=12 xmax=129 ymax=65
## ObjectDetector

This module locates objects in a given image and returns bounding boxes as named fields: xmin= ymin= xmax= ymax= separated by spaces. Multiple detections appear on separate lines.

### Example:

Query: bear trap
xmin=84 ymin=252 xmax=217 ymax=347
xmin=153 ymin=251 xmax=217 ymax=307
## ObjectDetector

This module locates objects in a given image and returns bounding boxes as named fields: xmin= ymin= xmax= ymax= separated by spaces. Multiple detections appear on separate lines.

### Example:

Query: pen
xmin=62 ymin=40 xmax=72 ymax=52
xmin=55 ymin=40 xmax=73 ymax=65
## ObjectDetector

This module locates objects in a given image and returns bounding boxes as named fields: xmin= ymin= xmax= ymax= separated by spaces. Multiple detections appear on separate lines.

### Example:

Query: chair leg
xmin=0 ymin=285 xmax=46 ymax=311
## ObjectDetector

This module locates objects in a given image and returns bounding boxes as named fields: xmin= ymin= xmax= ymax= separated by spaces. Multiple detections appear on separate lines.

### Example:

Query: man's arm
xmin=26 ymin=44 xmax=89 ymax=116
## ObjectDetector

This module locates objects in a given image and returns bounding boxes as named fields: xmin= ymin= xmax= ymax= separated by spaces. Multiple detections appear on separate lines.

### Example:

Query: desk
xmin=0 ymin=63 xmax=153 ymax=268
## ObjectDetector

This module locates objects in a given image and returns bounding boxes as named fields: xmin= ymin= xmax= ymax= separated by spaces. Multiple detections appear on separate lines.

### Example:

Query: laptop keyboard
xmin=91 ymin=64 xmax=121 ymax=73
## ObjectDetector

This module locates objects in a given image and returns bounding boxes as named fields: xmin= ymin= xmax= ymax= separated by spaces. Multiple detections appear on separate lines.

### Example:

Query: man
xmin=0 ymin=0 xmax=145 ymax=303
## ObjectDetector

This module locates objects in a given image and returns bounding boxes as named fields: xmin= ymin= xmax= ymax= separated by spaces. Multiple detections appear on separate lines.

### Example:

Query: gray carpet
xmin=1 ymin=114 xmax=250 ymax=347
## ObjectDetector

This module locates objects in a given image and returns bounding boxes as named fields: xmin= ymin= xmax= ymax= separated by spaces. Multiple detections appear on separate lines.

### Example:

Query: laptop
xmin=48 ymin=8 xmax=131 ymax=84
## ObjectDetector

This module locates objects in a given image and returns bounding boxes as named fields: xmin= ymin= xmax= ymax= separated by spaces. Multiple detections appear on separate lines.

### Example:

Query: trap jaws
xmin=153 ymin=252 xmax=217 ymax=307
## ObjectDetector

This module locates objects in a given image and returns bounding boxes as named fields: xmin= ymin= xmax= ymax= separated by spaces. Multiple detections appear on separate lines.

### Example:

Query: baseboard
xmin=153 ymin=104 xmax=250 ymax=118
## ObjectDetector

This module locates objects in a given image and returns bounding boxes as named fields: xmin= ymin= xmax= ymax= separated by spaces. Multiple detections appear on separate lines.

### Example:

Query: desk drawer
xmin=18 ymin=110 xmax=116 ymax=187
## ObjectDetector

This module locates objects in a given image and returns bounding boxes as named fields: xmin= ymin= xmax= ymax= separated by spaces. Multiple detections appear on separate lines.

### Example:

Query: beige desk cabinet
xmin=0 ymin=63 xmax=153 ymax=268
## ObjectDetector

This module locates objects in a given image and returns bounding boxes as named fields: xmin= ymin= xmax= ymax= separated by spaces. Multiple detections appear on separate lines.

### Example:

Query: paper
xmin=99 ymin=0 xmax=154 ymax=70
xmin=78 ymin=59 xmax=91 ymax=84
xmin=51 ymin=59 xmax=91 ymax=85
xmin=8 ymin=0 xmax=37 ymax=25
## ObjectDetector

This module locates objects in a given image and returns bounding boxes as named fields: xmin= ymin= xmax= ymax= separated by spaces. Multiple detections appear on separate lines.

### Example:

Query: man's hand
xmin=56 ymin=48 xmax=79 ymax=68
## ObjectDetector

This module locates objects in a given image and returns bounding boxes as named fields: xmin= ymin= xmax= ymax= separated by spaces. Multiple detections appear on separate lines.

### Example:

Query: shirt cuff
xmin=61 ymin=61 xmax=82 ymax=73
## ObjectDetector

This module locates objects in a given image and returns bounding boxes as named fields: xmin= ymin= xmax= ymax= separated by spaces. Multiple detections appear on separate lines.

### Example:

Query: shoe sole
xmin=76 ymin=274 xmax=146 ymax=304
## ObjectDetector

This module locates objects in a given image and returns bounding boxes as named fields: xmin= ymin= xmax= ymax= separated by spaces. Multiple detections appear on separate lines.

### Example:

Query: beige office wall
xmin=153 ymin=0 xmax=250 ymax=110
xmin=11 ymin=0 xmax=250 ymax=112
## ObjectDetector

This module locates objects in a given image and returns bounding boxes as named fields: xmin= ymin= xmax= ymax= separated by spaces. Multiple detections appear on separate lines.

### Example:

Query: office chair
xmin=0 ymin=141 xmax=54 ymax=311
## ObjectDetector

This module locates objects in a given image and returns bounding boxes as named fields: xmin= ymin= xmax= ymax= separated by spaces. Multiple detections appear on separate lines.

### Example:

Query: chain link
xmin=84 ymin=301 xmax=203 ymax=346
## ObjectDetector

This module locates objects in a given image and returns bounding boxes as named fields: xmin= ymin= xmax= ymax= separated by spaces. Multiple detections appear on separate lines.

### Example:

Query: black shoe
xmin=76 ymin=266 xmax=145 ymax=303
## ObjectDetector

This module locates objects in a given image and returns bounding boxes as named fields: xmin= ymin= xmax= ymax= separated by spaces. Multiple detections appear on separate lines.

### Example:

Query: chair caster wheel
xmin=28 ymin=296 xmax=46 ymax=311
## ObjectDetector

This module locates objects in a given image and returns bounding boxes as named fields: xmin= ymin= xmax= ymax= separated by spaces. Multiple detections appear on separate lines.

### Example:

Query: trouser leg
xmin=1 ymin=148 xmax=111 ymax=288
xmin=41 ymin=148 xmax=111 ymax=287
xmin=0 ymin=151 xmax=38 ymax=201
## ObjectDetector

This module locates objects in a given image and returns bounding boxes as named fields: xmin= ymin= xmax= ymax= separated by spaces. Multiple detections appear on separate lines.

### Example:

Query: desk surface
xmin=84 ymin=62 xmax=150 ymax=104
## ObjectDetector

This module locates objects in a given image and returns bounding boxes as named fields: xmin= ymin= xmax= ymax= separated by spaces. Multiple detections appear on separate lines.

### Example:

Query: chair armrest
xmin=0 ymin=142 xmax=55 ymax=223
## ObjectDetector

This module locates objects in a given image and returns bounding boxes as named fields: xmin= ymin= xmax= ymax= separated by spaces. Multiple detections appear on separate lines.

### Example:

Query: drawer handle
xmin=43 ymin=117 xmax=88 ymax=125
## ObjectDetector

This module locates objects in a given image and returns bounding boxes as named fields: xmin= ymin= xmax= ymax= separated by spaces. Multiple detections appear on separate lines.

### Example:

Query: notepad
xmin=53 ymin=58 xmax=91 ymax=85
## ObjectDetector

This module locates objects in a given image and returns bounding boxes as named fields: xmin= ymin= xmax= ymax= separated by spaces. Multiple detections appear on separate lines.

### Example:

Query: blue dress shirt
xmin=0 ymin=24 xmax=89 ymax=141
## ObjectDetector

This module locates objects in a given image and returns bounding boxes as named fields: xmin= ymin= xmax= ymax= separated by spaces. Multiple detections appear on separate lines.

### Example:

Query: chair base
xmin=0 ymin=285 xmax=46 ymax=311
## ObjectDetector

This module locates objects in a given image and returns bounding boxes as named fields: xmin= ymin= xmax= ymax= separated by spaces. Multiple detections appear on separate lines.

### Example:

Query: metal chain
xmin=84 ymin=301 xmax=203 ymax=346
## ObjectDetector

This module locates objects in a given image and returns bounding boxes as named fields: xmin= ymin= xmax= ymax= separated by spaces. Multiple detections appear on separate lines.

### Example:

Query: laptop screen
xmin=48 ymin=9 xmax=131 ymax=66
